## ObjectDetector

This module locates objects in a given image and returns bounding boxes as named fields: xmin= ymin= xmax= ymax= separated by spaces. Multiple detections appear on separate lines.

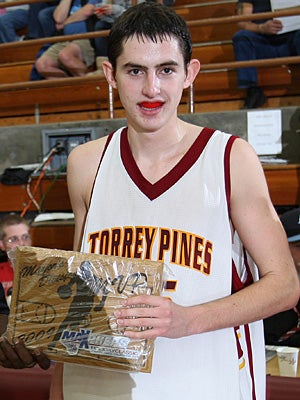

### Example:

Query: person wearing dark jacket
xmin=232 ymin=0 xmax=300 ymax=109
xmin=0 ymin=282 xmax=9 ymax=336
xmin=264 ymin=207 xmax=300 ymax=346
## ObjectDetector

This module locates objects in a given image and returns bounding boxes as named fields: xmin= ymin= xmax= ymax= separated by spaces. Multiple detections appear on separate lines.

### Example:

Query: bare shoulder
xmin=67 ymin=135 xmax=109 ymax=205
xmin=67 ymin=136 xmax=107 ymax=173
xmin=230 ymin=137 xmax=264 ymax=175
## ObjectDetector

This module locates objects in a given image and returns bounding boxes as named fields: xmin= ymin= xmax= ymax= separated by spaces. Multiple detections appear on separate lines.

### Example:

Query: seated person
xmin=232 ymin=0 xmax=300 ymax=109
xmin=26 ymin=1 xmax=59 ymax=39
xmin=0 ymin=214 xmax=32 ymax=301
xmin=0 ymin=282 xmax=9 ymax=335
xmin=0 ymin=1 xmax=29 ymax=42
xmin=264 ymin=207 xmax=300 ymax=347
xmin=35 ymin=0 xmax=99 ymax=79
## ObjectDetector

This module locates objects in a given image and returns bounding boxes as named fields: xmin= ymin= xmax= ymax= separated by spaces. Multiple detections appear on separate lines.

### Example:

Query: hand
xmin=0 ymin=337 xmax=51 ymax=370
xmin=94 ymin=4 xmax=112 ymax=17
xmin=261 ymin=19 xmax=283 ymax=35
xmin=114 ymin=295 xmax=190 ymax=339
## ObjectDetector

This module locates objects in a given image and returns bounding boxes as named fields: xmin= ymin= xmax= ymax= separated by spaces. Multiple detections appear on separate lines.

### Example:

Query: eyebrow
xmin=122 ymin=61 xmax=180 ymax=70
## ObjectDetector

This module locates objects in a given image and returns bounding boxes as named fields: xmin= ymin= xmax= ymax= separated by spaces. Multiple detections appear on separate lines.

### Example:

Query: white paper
xmin=247 ymin=110 xmax=282 ymax=156
xmin=270 ymin=0 xmax=300 ymax=33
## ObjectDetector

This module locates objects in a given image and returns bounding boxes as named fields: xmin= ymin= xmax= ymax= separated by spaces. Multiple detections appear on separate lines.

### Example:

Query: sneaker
xmin=242 ymin=86 xmax=266 ymax=109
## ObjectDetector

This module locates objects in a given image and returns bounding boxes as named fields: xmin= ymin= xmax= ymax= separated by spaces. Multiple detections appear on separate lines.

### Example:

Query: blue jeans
xmin=0 ymin=9 xmax=29 ymax=42
xmin=93 ymin=20 xmax=112 ymax=56
xmin=28 ymin=3 xmax=57 ymax=38
xmin=232 ymin=29 xmax=300 ymax=88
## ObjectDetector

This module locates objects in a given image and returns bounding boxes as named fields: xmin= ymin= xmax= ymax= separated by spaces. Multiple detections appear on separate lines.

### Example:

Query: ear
xmin=102 ymin=61 xmax=117 ymax=89
xmin=0 ymin=240 xmax=5 ymax=251
xmin=183 ymin=58 xmax=200 ymax=89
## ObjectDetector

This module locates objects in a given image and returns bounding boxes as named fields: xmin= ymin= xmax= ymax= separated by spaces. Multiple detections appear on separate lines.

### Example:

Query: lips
xmin=140 ymin=101 xmax=163 ymax=109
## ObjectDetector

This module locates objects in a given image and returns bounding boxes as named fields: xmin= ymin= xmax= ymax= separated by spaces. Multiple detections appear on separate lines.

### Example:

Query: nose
xmin=142 ymin=71 xmax=160 ymax=98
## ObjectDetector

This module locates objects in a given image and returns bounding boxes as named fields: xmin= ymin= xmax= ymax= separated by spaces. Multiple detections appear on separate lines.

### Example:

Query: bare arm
xmin=54 ymin=0 xmax=95 ymax=29
xmin=236 ymin=2 xmax=283 ymax=35
xmin=64 ymin=3 xmax=95 ymax=25
xmin=67 ymin=137 xmax=107 ymax=251
xmin=114 ymin=139 xmax=299 ymax=339
xmin=53 ymin=0 xmax=73 ymax=25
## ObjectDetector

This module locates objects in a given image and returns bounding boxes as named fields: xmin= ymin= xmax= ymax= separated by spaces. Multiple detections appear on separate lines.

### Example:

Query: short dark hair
xmin=0 ymin=214 xmax=29 ymax=240
xmin=107 ymin=2 xmax=192 ymax=72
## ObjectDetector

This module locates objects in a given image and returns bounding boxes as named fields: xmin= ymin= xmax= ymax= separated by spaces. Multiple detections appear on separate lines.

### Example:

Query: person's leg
xmin=93 ymin=20 xmax=112 ymax=57
xmin=232 ymin=29 xmax=280 ymax=108
xmin=58 ymin=40 xmax=95 ymax=76
xmin=27 ymin=2 xmax=47 ymax=39
xmin=38 ymin=5 xmax=57 ymax=37
xmin=289 ymin=30 xmax=300 ymax=56
xmin=0 ymin=9 xmax=28 ymax=42
xmin=35 ymin=42 xmax=69 ymax=79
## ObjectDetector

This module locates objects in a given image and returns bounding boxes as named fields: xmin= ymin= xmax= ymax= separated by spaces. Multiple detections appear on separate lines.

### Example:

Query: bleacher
xmin=0 ymin=2 xmax=299 ymax=398
xmin=0 ymin=0 xmax=300 ymax=125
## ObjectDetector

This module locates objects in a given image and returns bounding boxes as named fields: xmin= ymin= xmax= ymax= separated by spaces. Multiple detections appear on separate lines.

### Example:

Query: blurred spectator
xmin=26 ymin=1 xmax=59 ymax=39
xmin=35 ymin=0 xmax=99 ymax=79
xmin=264 ymin=207 xmax=300 ymax=346
xmin=0 ymin=282 xmax=9 ymax=335
xmin=0 ymin=0 xmax=28 ymax=43
xmin=232 ymin=0 xmax=300 ymax=109
xmin=0 ymin=214 xmax=32 ymax=300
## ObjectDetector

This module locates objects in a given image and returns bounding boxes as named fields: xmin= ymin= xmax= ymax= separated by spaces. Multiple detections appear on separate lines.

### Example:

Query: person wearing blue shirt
xmin=232 ymin=0 xmax=300 ymax=109
xmin=35 ymin=0 xmax=99 ymax=79
xmin=0 ymin=1 xmax=29 ymax=43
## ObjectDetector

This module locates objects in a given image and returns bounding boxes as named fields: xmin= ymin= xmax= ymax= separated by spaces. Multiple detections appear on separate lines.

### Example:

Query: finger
xmin=0 ymin=338 xmax=28 ymax=369
xmin=123 ymin=326 xmax=159 ymax=340
xmin=122 ymin=294 xmax=166 ymax=308
xmin=31 ymin=348 xmax=51 ymax=370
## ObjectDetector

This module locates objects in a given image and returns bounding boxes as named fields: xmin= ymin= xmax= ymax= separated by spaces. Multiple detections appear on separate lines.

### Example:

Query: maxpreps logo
xmin=60 ymin=329 xmax=141 ymax=359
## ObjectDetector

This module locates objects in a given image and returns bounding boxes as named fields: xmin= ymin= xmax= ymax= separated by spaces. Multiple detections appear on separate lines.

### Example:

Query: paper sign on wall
xmin=270 ymin=0 xmax=300 ymax=34
xmin=247 ymin=109 xmax=282 ymax=155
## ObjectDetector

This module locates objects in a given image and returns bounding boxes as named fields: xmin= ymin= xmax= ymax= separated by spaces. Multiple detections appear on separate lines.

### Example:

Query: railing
xmin=0 ymin=3 xmax=300 ymax=116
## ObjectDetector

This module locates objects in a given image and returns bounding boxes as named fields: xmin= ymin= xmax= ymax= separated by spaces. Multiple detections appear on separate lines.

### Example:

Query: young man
xmin=0 ymin=3 xmax=299 ymax=399
xmin=0 ymin=214 xmax=32 ymax=298
xmin=232 ymin=0 xmax=300 ymax=109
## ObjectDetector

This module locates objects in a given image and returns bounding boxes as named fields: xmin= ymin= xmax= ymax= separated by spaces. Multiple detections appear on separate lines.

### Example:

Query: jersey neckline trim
xmin=120 ymin=127 xmax=216 ymax=200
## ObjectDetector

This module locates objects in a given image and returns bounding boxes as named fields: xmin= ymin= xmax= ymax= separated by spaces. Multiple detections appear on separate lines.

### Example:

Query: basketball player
xmin=0 ymin=3 xmax=299 ymax=399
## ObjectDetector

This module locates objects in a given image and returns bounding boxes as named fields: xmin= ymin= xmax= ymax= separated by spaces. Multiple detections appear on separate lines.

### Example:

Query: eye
xmin=161 ymin=67 xmax=174 ymax=75
xmin=129 ymin=68 xmax=142 ymax=76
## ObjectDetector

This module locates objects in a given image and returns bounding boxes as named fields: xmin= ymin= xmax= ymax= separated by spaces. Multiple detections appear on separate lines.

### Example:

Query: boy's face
xmin=105 ymin=35 xmax=199 ymax=133
xmin=0 ymin=223 xmax=32 ymax=253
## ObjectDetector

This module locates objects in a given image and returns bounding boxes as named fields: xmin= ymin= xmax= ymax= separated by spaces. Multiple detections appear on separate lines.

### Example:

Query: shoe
xmin=242 ymin=86 xmax=266 ymax=109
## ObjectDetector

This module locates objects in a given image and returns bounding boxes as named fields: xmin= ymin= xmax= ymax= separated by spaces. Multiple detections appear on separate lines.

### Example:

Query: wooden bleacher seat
xmin=0 ymin=1 xmax=299 ymax=124
xmin=267 ymin=375 xmax=300 ymax=400
xmin=0 ymin=363 xmax=54 ymax=400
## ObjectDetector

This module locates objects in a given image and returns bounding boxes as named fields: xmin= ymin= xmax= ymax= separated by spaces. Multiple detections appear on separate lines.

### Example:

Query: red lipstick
xmin=140 ymin=102 xmax=163 ymax=109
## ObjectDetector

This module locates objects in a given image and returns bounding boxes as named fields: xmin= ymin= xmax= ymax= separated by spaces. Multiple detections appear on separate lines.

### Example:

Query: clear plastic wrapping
xmin=7 ymin=246 xmax=165 ymax=373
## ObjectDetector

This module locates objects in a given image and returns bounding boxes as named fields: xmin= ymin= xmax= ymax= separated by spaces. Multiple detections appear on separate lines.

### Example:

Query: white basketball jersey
xmin=63 ymin=127 xmax=265 ymax=400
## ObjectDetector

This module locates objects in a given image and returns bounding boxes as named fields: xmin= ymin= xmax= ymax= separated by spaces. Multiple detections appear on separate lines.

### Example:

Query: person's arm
xmin=53 ymin=0 xmax=73 ymax=27
xmin=236 ymin=1 xmax=283 ymax=35
xmin=54 ymin=0 xmax=94 ymax=29
xmin=49 ymin=362 xmax=64 ymax=400
xmin=67 ymin=137 xmax=108 ymax=251
xmin=64 ymin=3 xmax=95 ymax=25
xmin=114 ymin=139 xmax=299 ymax=340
